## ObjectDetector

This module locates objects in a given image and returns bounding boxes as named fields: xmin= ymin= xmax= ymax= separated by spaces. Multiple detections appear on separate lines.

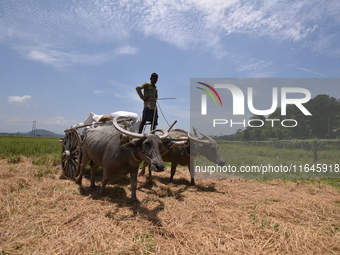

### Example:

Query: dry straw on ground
xmin=0 ymin=158 xmax=340 ymax=254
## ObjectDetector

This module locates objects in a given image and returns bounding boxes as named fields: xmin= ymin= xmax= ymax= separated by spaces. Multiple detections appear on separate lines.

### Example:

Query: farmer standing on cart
xmin=136 ymin=72 xmax=159 ymax=133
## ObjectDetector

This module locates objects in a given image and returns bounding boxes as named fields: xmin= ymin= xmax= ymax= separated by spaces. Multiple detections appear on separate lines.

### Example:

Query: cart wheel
xmin=61 ymin=129 xmax=82 ymax=180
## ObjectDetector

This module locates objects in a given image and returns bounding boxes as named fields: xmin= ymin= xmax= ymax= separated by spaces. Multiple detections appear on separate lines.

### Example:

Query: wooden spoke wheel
xmin=61 ymin=129 xmax=82 ymax=180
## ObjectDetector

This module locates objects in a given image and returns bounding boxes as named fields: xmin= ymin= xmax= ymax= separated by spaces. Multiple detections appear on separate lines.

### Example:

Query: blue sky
xmin=1 ymin=0 xmax=340 ymax=135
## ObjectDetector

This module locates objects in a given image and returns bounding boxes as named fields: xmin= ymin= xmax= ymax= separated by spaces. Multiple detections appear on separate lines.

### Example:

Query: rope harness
xmin=130 ymin=135 xmax=178 ymax=164
xmin=131 ymin=148 xmax=163 ymax=164
xmin=183 ymin=146 xmax=200 ymax=159
xmin=131 ymin=151 xmax=142 ymax=162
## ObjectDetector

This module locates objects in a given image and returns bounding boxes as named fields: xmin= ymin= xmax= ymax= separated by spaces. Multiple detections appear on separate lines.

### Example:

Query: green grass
xmin=195 ymin=142 xmax=340 ymax=187
xmin=1 ymin=136 xmax=339 ymax=188
xmin=0 ymin=136 xmax=61 ymax=165
xmin=218 ymin=142 xmax=340 ymax=166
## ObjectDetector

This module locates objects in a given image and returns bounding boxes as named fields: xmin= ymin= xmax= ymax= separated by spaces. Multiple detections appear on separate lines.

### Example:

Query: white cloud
xmin=109 ymin=80 xmax=130 ymax=88
xmin=7 ymin=95 xmax=32 ymax=105
xmin=114 ymin=90 xmax=141 ymax=102
xmin=297 ymin=67 xmax=326 ymax=77
xmin=28 ymin=50 xmax=59 ymax=65
xmin=0 ymin=0 xmax=339 ymax=66
xmin=18 ymin=46 xmax=137 ymax=68
xmin=93 ymin=90 xmax=105 ymax=95
xmin=115 ymin=45 xmax=138 ymax=55
xmin=237 ymin=58 xmax=272 ymax=72
xmin=235 ymin=57 xmax=275 ymax=77
xmin=43 ymin=116 xmax=70 ymax=127
xmin=287 ymin=64 xmax=327 ymax=77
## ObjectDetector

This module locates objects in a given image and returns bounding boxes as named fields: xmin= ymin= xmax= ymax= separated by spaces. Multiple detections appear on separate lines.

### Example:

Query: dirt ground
xmin=0 ymin=157 xmax=340 ymax=254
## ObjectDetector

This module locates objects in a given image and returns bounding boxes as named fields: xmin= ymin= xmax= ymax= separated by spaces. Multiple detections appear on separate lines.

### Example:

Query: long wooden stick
xmin=167 ymin=120 xmax=177 ymax=132
xmin=151 ymin=97 xmax=176 ymax=100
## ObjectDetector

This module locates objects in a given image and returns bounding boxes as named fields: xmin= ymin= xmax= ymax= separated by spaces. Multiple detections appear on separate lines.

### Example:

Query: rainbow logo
xmin=196 ymin=82 xmax=223 ymax=106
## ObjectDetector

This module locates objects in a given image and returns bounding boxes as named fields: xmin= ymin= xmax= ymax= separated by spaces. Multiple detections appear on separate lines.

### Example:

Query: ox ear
xmin=121 ymin=139 xmax=143 ymax=150
xmin=120 ymin=134 xmax=131 ymax=142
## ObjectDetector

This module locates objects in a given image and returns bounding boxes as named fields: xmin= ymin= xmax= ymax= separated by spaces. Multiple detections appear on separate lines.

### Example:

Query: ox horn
xmin=199 ymin=132 xmax=214 ymax=140
xmin=113 ymin=116 xmax=146 ymax=139
xmin=192 ymin=126 xmax=199 ymax=137
xmin=150 ymin=129 xmax=169 ymax=140
xmin=187 ymin=132 xmax=211 ymax=144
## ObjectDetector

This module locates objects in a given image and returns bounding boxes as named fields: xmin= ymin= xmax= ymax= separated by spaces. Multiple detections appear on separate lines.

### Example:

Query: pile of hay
xmin=1 ymin=158 xmax=339 ymax=254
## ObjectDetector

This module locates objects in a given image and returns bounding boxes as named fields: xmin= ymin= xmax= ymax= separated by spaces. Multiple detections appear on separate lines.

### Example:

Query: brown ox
xmin=140 ymin=129 xmax=226 ymax=186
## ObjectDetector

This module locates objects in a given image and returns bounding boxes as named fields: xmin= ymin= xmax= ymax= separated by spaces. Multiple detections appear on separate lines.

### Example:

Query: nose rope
xmin=131 ymin=151 xmax=142 ymax=162
xmin=131 ymin=150 xmax=154 ymax=164
xmin=144 ymin=155 xmax=154 ymax=163
xmin=133 ymin=147 xmax=164 ymax=165
xmin=145 ymin=150 xmax=158 ymax=164
xmin=138 ymin=148 xmax=160 ymax=165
